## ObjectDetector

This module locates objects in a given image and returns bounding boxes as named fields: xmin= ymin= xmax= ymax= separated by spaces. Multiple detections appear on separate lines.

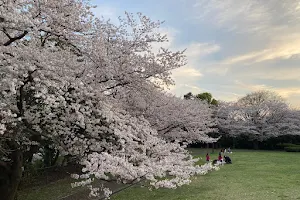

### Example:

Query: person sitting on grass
xmin=218 ymin=152 xmax=223 ymax=162
xmin=212 ymin=153 xmax=225 ymax=166
xmin=227 ymin=147 xmax=232 ymax=153
xmin=224 ymin=155 xmax=232 ymax=164
xmin=212 ymin=159 xmax=218 ymax=165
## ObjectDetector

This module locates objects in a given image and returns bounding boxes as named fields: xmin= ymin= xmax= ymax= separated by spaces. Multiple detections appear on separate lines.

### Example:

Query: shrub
xmin=277 ymin=143 xmax=298 ymax=148
xmin=284 ymin=146 xmax=300 ymax=152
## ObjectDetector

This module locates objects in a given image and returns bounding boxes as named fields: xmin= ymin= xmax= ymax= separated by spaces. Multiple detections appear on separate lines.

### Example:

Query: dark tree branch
xmin=17 ymin=70 xmax=36 ymax=117
xmin=157 ymin=124 xmax=183 ymax=135
xmin=3 ymin=31 xmax=28 ymax=46
xmin=2 ymin=28 xmax=12 ymax=39
xmin=102 ymin=81 xmax=131 ymax=92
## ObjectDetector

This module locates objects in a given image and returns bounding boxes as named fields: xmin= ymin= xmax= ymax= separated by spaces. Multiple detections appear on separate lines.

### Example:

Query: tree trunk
xmin=232 ymin=137 xmax=236 ymax=149
xmin=0 ymin=150 xmax=23 ymax=200
xmin=24 ymin=145 xmax=39 ymax=164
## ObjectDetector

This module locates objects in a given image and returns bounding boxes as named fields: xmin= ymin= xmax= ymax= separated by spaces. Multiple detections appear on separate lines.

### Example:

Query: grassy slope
xmin=19 ymin=149 xmax=300 ymax=200
xmin=112 ymin=149 xmax=300 ymax=200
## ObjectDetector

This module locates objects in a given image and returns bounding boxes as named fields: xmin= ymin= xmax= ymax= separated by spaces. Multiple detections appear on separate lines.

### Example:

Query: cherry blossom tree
xmin=278 ymin=109 xmax=300 ymax=136
xmin=217 ymin=101 xmax=244 ymax=138
xmin=0 ymin=1 xmax=218 ymax=199
xmin=0 ymin=1 xmax=96 ymax=198
xmin=217 ymin=91 xmax=296 ymax=149
xmin=34 ymin=91 xmax=218 ymax=198
xmin=122 ymin=86 xmax=217 ymax=143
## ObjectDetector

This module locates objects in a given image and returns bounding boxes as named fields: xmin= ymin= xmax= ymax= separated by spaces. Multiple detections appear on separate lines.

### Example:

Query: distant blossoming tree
xmin=217 ymin=91 xmax=299 ymax=149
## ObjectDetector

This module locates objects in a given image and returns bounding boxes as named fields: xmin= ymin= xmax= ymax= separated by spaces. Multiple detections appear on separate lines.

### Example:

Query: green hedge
xmin=277 ymin=143 xmax=299 ymax=148
xmin=284 ymin=146 xmax=300 ymax=152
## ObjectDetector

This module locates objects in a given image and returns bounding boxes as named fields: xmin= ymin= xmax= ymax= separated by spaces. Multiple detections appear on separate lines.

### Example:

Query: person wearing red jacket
xmin=218 ymin=152 xmax=223 ymax=161
xmin=206 ymin=153 xmax=210 ymax=163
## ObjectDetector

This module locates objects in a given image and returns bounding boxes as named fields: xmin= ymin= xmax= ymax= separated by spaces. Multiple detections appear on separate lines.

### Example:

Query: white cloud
xmin=273 ymin=88 xmax=300 ymax=99
xmin=234 ymin=80 xmax=268 ymax=91
xmin=202 ymin=62 xmax=229 ymax=76
xmin=192 ymin=0 xmax=271 ymax=33
xmin=172 ymin=67 xmax=203 ymax=78
xmin=234 ymin=80 xmax=300 ymax=102
xmin=242 ymin=66 xmax=300 ymax=81
xmin=169 ymin=42 xmax=220 ymax=96
xmin=213 ymin=80 xmax=300 ymax=107
xmin=192 ymin=0 xmax=300 ymax=34
xmin=151 ymin=29 xmax=221 ymax=61
xmin=213 ymin=91 xmax=243 ymax=102
xmin=185 ymin=42 xmax=220 ymax=59
xmin=169 ymin=66 xmax=203 ymax=95
xmin=223 ymin=38 xmax=300 ymax=65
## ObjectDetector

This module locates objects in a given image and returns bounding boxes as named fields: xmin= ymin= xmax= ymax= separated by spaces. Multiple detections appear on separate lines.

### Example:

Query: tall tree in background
xmin=184 ymin=92 xmax=218 ymax=105
xmin=196 ymin=92 xmax=218 ymax=105
xmin=217 ymin=91 xmax=299 ymax=149
xmin=183 ymin=92 xmax=194 ymax=100
xmin=196 ymin=92 xmax=212 ymax=104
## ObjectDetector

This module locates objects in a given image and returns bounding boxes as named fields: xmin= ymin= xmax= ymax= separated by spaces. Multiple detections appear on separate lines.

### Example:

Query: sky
xmin=91 ymin=0 xmax=300 ymax=108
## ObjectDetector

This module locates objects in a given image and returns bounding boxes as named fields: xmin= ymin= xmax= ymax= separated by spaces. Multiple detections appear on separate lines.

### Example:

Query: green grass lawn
xmin=111 ymin=149 xmax=300 ymax=200
xmin=19 ymin=149 xmax=300 ymax=200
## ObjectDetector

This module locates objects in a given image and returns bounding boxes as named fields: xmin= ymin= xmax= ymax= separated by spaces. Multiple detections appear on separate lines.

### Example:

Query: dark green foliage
xmin=218 ymin=135 xmax=300 ymax=150
xmin=195 ymin=92 xmax=218 ymax=105
xmin=184 ymin=91 xmax=218 ymax=105
xmin=183 ymin=92 xmax=193 ymax=100
xmin=211 ymin=99 xmax=218 ymax=105
xmin=276 ymin=143 xmax=297 ymax=148
xmin=195 ymin=92 xmax=212 ymax=104
xmin=276 ymin=143 xmax=300 ymax=152
xmin=284 ymin=146 xmax=300 ymax=152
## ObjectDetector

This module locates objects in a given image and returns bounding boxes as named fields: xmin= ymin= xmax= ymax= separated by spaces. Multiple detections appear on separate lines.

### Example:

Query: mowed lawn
xmin=112 ymin=149 xmax=300 ymax=200
xmin=19 ymin=149 xmax=300 ymax=200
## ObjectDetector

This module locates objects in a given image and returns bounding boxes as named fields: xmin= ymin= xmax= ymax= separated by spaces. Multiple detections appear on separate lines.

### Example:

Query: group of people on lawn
xmin=206 ymin=147 xmax=232 ymax=164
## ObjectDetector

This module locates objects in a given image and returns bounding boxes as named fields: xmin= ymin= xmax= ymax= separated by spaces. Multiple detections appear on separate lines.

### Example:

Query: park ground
xmin=19 ymin=149 xmax=300 ymax=200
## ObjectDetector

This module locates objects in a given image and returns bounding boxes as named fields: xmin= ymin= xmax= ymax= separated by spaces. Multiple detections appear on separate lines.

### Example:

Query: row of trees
xmin=184 ymin=91 xmax=300 ymax=149
xmin=0 ymin=1 xmax=218 ymax=199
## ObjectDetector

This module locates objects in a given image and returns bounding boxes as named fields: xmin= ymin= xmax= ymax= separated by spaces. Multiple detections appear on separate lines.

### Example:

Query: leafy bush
xmin=284 ymin=146 xmax=300 ymax=152
xmin=277 ymin=143 xmax=298 ymax=148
